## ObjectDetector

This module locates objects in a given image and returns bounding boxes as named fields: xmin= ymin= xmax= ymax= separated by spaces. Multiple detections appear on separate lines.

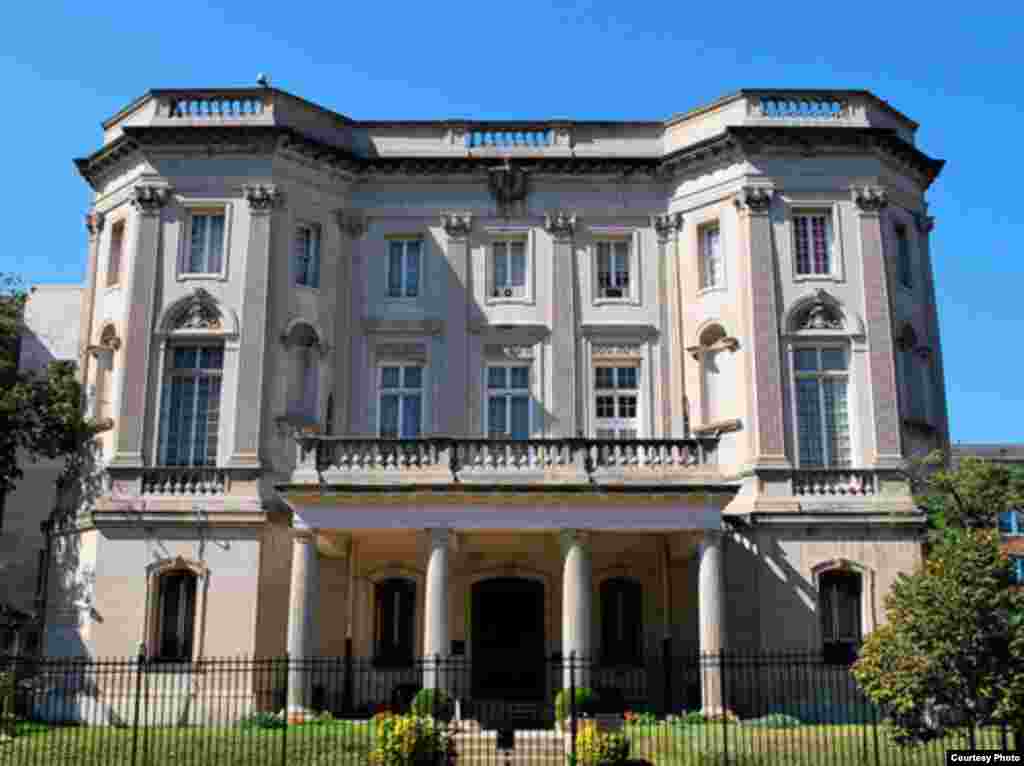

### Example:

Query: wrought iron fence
xmin=0 ymin=650 xmax=1017 ymax=765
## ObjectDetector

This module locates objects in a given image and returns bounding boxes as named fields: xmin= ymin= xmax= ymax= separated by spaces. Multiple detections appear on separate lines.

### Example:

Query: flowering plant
xmin=370 ymin=712 xmax=455 ymax=766
xmin=575 ymin=719 xmax=631 ymax=766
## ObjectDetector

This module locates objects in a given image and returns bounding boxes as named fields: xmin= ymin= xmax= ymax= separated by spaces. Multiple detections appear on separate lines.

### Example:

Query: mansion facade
xmin=48 ymin=86 xmax=946 ymax=713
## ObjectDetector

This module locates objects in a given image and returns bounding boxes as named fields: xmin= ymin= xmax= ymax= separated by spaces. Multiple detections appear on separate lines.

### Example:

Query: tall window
xmin=294 ymin=224 xmax=321 ymax=288
xmin=387 ymin=239 xmax=421 ymax=298
xmin=820 ymin=570 xmax=862 ymax=665
xmin=895 ymin=224 xmax=912 ymax=290
xmin=158 ymin=346 xmax=223 ymax=466
xmin=596 ymin=240 xmax=630 ymax=299
xmin=107 ymin=220 xmax=125 ymax=286
xmin=793 ymin=211 xmax=833 ymax=276
xmin=491 ymin=240 xmax=527 ymax=298
xmin=156 ymin=570 xmax=197 ymax=662
xmin=595 ymin=366 xmax=639 ymax=439
xmin=600 ymin=578 xmax=643 ymax=665
xmin=487 ymin=365 xmax=530 ymax=439
xmin=375 ymin=578 xmax=415 ymax=666
xmin=699 ymin=224 xmax=723 ymax=289
xmin=185 ymin=211 xmax=225 ymax=275
xmin=794 ymin=347 xmax=850 ymax=467
xmin=379 ymin=364 xmax=422 ymax=438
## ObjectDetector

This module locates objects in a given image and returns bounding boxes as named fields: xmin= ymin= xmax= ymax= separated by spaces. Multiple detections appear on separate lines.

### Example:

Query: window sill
xmin=697 ymin=286 xmax=727 ymax=297
xmin=177 ymin=272 xmax=227 ymax=282
xmin=294 ymin=283 xmax=321 ymax=293
xmin=485 ymin=296 xmax=534 ymax=307
xmin=793 ymin=274 xmax=842 ymax=283
xmin=593 ymin=296 xmax=638 ymax=307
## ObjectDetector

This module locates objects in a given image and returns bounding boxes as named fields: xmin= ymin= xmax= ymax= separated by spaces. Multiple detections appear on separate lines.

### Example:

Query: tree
xmin=910 ymin=451 xmax=1024 ymax=531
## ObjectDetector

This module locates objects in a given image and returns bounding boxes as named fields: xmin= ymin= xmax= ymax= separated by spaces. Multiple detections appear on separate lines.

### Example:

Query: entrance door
xmin=471 ymin=578 xmax=545 ymax=700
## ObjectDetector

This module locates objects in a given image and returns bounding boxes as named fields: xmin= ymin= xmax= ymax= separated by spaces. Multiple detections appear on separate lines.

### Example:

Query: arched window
xmin=695 ymin=324 xmax=737 ymax=426
xmin=820 ymin=570 xmax=862 ymax=665
xmin=600 ymin=577 xmax=643 ymax=666
xmin=158 ymin=345 xmax=224 ymax=466
xmin=374 ymin=578 xmax=416 ymax=667
xmin=155 ymin=569 xmax=198 ymax=662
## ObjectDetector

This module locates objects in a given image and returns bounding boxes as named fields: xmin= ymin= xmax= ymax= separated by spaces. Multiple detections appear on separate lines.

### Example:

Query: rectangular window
xmin=185 ymin=211 xmax=226 ymax=275
xmin=596 ymin=241 xmax=630 ymax=299
xmin=895 ymin=224 xmax=912 ymax=289
xmin=999 ymin=510 xmax=1024 ymax=537
xmin=107 ymin=220 xmax=125 ymax=287
xmin=387 ymin=240 xmax=421 ymax=298
xmin=491 ymin=240 xmax=527 ymax=298
xmin=158 ymin=346 xmax=223 ymax=466
xmin=820 ymin=571 xmax=862 ymax=665
xmin=793 ymin=211 xmax=833 ymax=276
xmin=794 ymin=347 xmax=851 ymax=467
xmin=487 ymin=365 xmax=530 ymax=439
xmin=1013 ymin=557 xmax=1024 ymax=586
xmin=294 ymin=224 xmax=321 ymax=288
xmin=699 ymin=224 xmax=722 ymax=289
xmin=594 ymin=365 xmax=639 ymax=439
xmin=379 ymin=364 xmax=422 ymax=438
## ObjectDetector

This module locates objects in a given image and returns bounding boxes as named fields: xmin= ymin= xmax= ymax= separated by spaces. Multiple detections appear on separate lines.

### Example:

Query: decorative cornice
xmin=440 ymin=212 xmax=473 ymax=239
xmin=851 ymin=185 xmax=888 ymax=214
xmin=85 ymin=211 xmax=105 ymax=239
xmin=335 ymin=210 xmax=366 ymax=238
xmin=544 ymin=211 xmax=576 ymax=239
xmin=651 ymin=212 xmax=684 ymax=242
xmin=131 ymin=184 xmax=170 ymax=215
xmin=913 ymin=211 xmax=935 ymax=234
xmin=592 ymin=343 xmax=644 ymax=358
xmin=733 ymin=186 xmax=774 ymax=214
xmin=243 ymin=183 xmax=282 ymax=213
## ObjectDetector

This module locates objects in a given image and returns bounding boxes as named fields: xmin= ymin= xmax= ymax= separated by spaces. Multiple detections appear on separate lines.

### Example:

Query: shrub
xmin=556 ymin=687 xmax=600 ymax=721
xmin=744 ymin=713 xmax=802 ymax=728
xmin=238 ymin=711 xmax=285 ymax=730
xmin=623 ymin=710 xmax=658 ymax=726
xmin=371 ymin=712 xmax=455 ymax=766
xmin=410 ymin=688 xmax=453 ymax=722
xmin=576 ymin=720 xmax=631 ymax=765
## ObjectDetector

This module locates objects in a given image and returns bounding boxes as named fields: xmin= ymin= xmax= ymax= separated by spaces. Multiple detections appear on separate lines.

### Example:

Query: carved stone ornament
xmin=173 ymin=289 xmax=222 ymax=331
xmin=488 ymin=161 xmax=529 ymax=206
xmin=914 ymin=211 xmax=935 ymax=234
xmin=544 ymin=211 xmax=576 ymax=239
xmin=243 ymin=184 xmax=282 ymax=213
xmin=131 ymin=185 xmax=171 ymax=215
xmin=651 ymin=212 xmax=683 ymax=242
xmin=592 ymin=343 xmax=644 ymax=357
xmin=797 ymin=290 xmax=844 ymax=331
xmin=734 ymin=186 xmax=774 ymax=214
xmin=335 ymin=210 xmax=366 ymax=238
xmin=85 ymin=211 xmax=105 ymax=238
xmin=852 ymin=186 xmax=888 ymax=213
xmin=441 ymin=212 xmax=473 ymax=239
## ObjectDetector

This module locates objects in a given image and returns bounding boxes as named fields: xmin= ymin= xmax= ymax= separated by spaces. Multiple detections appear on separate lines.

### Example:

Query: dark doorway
xmin=471 ymin=578 xmax=545 ymax=700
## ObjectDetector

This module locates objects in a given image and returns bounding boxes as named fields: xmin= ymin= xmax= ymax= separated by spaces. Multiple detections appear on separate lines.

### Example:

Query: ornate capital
xmin=733 ymin=186 xmax=774 ymax=215
xmin=913 ymin=211 xmax=935 ymax=234
xmin=851 ymin=186 xmax=888 ymax=214
xmin=131 ymin=185 xmax=170 ymax=216
xmin=85 ymin=211 xmax=105 ymax=239
xmin=335 ymin=210 xmax=366 ymax=238
xmin=651 ymin=212 xmax=683 ymax=242
xmin=544 ymin=211 xmax=577 ymax=239
xmin=243 ymin=184 xmax=282 ymax=213
xmin=559 ymin=528 xmax=591 ymax=555
xmin=440 ymin=212 xmax=473 ymax=239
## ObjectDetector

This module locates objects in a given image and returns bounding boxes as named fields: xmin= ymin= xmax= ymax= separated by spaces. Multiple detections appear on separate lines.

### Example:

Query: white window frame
xmin=592 ymin=363 xmax=641 ymax=439
xmin=590 ymin=229 xmax=641 ymax=306
xmin=789 ymin=204 xmax=843 ymax=281
xmin=594 ymin=239 xmax=632 ymax=302
xmin=178 ymin=204 xmax=230 ymax=281
xmin=385 ymin=238 xmax=423 ymax=300
xmin=293 ymin=221 xmax=321 ymax=289
xmin=790 ymin=344 xmax=853 ymax=468
xmin=484 ymin=363 xmax=532 ymax=439
xmin=698 ymin=222 xmax=725 ymax=292
xmin=376 ymin=363 xmax=425 ymax=438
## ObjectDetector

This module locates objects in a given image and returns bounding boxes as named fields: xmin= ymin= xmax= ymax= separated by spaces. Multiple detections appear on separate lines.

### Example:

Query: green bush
xmin=576 ymin=720 xmax=631 ymax=765
xmin=744 ymin=713 xmax=802 ymax=728
xmin=371 ymin=713 xmax=454 ymax=766
xmin=237 ymin=711 xmax=285 ymax=730
xmin=556 ymin=687 xmax=600 ymax=722
xmin=410 ymin=688 xmax=453 ymax=721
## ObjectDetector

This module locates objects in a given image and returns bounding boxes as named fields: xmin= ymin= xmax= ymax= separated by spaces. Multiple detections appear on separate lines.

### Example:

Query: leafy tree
xmin=909 ymin=451 xmax=1024 ymax=531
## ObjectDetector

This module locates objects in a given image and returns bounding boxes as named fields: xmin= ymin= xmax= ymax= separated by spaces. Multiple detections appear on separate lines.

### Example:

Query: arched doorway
xmin=471 ymin=577 xmax=545 ymax=700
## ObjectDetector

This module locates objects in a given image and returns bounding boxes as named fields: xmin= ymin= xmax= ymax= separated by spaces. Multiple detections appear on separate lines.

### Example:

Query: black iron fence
xmin=0 ymin=650 xmax=1017 ymax=765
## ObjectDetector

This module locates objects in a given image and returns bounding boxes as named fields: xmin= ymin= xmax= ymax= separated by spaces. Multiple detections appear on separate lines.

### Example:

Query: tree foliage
xmin=910 ymin=451 xmax=1024 ymax=531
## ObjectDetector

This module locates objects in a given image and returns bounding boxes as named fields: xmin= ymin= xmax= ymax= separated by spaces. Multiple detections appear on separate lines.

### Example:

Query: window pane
xmin=403 ymin=366 xmax=422 ymax=389
xmin=614 ymin=242 xmax=629 ymax=288
xmin=596 ymin=396 xmax=615 ymax=418
xmin=999 ymin=511 xmax=1016 ymax=535
xmin=595 ymin=367 xmax=614 ymax=389
xmin=821 ymin=348 xmax=847 ymax=371
xmin=308 ymin=227 xmax=320 ymax=288
xmin=388 ymin=242 xmax=403 ymax=296
xmin=493 ymin=246 xmax=508 ymax=288
xmin=823 ymin=379 xmax=851 ymax=467
xmin=794 ymin=349 xmax=819 ymax=372
xmin=794 ymin=216 xmax=810 ymax=274
xmin=510 ymin=367 xmax=529 ymax=389
xmin=510 ymin=396 xmax=529 ymax=439
xmin=597 ymin=244 xmax=611 ymax=289
xmin=488 ymin=367 xmax=507 ymax=389
xmin=510 ymin=243 xmax=526 ymax=287
xmin=205 ymin=376 xmax=221 ymax=466
xmin=488 ymin=396 xmax=507 ymax=436
xmin=208 ymin=215 xmax=225 ymax=273
xmin=381 ymin=367 xmax=400 ymax=389
xmin=796 ymin=378 xmax=824 ymax=467
xmin=405 ymin=242 xmax=420 ymax=297
xmin=174 ymin=378 xmax=196 ymax=467
xmin=200 ymin=348 xmax=224 ymax=370
xmin=400 ymin=395 xmax=421 ymax=438
xmin=811 ymin=215 xmax=830 ymax=274
xmin=190 ymin=215 xmax=208 ymax=272
xmin=617 ymin=367 xmax=638 ymax=389
xmin=380 ymin=394 xmax=399 ymax=437
xmin=619 ymin=396 xmax=637 ymax=419
xmin=174 ymin=347 xmax=198 ymax=369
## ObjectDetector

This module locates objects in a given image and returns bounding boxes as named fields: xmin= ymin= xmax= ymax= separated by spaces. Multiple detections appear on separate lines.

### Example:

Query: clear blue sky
xmin=1 ymin=1 xmax=1020 ymax=443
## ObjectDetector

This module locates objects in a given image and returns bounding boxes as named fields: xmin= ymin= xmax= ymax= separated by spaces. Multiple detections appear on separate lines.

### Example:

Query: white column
xmin=286 ymin=527 xmax=319 ymax=719
xmin=698 ymin=530 xmax=726 ymax=714
xmin=561 ymin=529 xmax=593 ymax=689
xmin=423 ymin=528 xmax=450 ymax=689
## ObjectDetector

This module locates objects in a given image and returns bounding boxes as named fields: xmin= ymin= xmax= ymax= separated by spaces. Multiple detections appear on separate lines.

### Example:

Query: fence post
xmin=130 ymin=642 xmax=144 ymax=766
xmin=662 ymin=636 xmax=672 ymax=717
xmin=569 ymin=651 xmax=577 ymax=764
xmin=281 ymin=653 xmax=289 ymax=766
xmin=342 ymin=638 xmax=353 ymax=715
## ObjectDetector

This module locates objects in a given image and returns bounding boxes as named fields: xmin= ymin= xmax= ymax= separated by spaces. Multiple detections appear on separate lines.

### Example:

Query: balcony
xmin=291 ymin=436 xmax=721 ymax=488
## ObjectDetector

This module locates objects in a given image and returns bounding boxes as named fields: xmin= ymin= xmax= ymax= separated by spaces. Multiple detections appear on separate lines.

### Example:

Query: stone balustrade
xmin=792 ymin=469 xmax=879 ymax=497
xmin=103 ymin=465 xmax=261 ymax=498
xmin=153 ymin=89 xmax=272 ymax=122
xmin=465 ymin=127 xmax=555 ymax=148
xmin=749 ymin=93 xmax=850 ymax=121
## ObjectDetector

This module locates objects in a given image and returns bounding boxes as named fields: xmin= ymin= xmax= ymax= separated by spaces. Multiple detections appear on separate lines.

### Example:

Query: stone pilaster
xmin=546 ymin=212 xmax=579 ymax=437
xmin=734 ymin=187 xmax=789 ymax=469
xmin=423 ymin=528 xmax=451 ymax=689
xmin=914 ymin=212 xmax=950 ymax=452
xmin=228 ymin=184 xmax=282 ymax=468
xmin=109 ymin=184 xmax=170 ymax=467
xmin=333 ymin=210 xmax=365 ymax=436
xmin=560 ymin=528 xmax=592 ymax=688
xmin=852 ymin=186 xmax=903 ymax=468
xmin=79 ymin=211 xmax=105 ymax=395
xmin=653 ymin=213 xmax=685 ymax=436
xmin=441 ymin=213 xmax=473 ymax=436
xmin=286 ymin=526 xmax=319 ymax=718
xmin=698 ymin=529 xmax=725 ymax=714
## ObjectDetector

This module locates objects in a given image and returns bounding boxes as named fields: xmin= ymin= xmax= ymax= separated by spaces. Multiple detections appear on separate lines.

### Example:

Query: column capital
xmin=733 ymin=186 xmax=774 ymax=215
xmin=559 ymin=528 xmax=591 ymax=555
xmin=335 ymin=209 xmax=367 ymax=238
xmin=914 ymin=211 xmax=935 ymax=234
xmin=85 ymin=211 xmax=105 ymax=240
xmin=131 ymin=184 xmax=171 ymax=216
xmin=544 ymin=211 xmax=577 ymax=240
xmin=292 ymin=525 xmax=316 ymax=543
xmin=440 ymin=212 xmax=473 ymax=239
xmin=851 ymin=185 xmax=889 ymax=214
xmin=651 ymin=212 xmax=684 ymax=242
xmin=425 ymin=527 xmax=452 ymax=548
xmin=243 ymin=183 xmax=283 ymax=214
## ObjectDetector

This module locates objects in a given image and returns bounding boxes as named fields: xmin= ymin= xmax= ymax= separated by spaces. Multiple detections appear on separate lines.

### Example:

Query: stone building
xmin=53 ymin=86 xmax=946 ymax=714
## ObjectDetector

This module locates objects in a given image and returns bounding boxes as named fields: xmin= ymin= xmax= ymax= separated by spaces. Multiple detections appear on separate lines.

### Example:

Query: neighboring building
xmin=56 ymin=86 xmax=946 ymax=714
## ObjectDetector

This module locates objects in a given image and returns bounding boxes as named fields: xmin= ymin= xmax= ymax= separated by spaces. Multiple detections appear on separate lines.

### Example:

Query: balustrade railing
xmin=465 ymin=128 xmax=554 ymax=148
xmin=792 ymin=469 xmax=878 ymax=497
xmin=750 ymin=93 xmax=851 ymax=121
xmin=151 ymin=90 xmax=272 ymax=122
xmin=140 ymin=467 xmax=230 ymax=496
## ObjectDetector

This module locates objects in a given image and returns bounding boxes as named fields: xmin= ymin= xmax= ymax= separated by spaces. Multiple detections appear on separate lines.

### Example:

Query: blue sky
xmin=1 ymin=0 xmax=1020 ymax=443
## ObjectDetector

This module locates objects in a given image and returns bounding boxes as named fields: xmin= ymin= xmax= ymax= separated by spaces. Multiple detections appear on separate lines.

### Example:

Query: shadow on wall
xmin=17 ymin=328 xmax=57 ymax=375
